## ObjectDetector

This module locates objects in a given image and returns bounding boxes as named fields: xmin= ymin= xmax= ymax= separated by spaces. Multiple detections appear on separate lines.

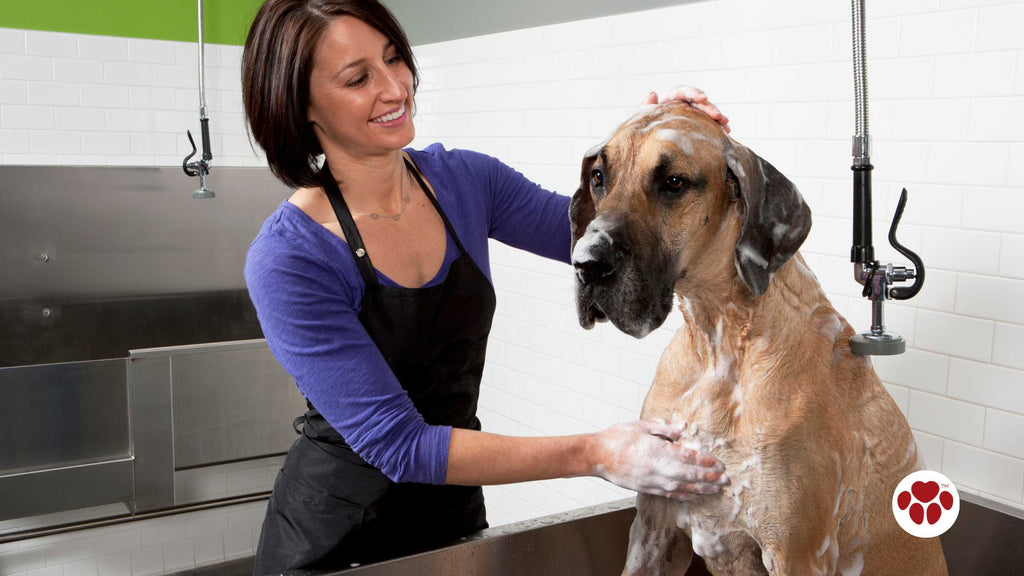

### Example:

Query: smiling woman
xmin=242 ymin=0 xmax=420 ymax=190
xmin=304 ymin=18 xmax=417 ymax=183
xmin=239 ymin=1 xmax=730 ymax=574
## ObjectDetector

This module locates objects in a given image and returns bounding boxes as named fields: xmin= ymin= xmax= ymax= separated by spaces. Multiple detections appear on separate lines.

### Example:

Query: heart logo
xmin=911 ymin=480 xmax=939 ymax=503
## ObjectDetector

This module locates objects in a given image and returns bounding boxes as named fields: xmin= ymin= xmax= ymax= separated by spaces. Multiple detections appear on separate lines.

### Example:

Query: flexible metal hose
xmin=197 ymin=0 xmax=207 ymax=113
xmin=852 ymin=0 xmax=869 ymax=142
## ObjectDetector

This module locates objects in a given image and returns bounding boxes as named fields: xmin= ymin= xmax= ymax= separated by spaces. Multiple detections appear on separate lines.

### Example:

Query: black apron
xmin=253 ymin=157 xmax=496 ymax=575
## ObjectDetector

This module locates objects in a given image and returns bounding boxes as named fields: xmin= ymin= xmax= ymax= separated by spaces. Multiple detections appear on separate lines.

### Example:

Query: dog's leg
xmin=707 ymin=540 xmax=768 ymax=576
xmin=759 ymin=544 xmax=847 ymax=576
xmin=622 ymin=494 xmax=694 ymax=576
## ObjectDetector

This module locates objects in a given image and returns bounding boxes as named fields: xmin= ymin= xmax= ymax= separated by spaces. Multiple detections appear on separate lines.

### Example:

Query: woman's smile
xmin=370 ymin=103 xmax=407 ymax=126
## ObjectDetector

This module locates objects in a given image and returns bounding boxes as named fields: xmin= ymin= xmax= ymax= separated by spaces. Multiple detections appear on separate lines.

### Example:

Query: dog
xmin=569 ymin=102 xmax=947 ymax=576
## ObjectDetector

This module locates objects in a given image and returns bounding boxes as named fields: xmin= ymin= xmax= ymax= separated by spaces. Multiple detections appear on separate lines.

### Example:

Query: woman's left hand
xmin=640 ymin=86 xmax=730 ymax=133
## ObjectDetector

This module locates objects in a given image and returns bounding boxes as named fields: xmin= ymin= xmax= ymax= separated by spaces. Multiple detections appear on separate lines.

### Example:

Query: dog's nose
xmin=572 ymin=221 xmax=625 ymax=285
xmin=574 ymin=258 xmax=618 ymax=285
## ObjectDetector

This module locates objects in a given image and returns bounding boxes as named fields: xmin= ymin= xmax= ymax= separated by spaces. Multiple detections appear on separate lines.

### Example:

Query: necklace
xmin=344 ymin=169 xmax=412 ymax=222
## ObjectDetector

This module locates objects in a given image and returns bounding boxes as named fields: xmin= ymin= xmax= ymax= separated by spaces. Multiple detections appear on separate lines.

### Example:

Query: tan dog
xmin=569 ymin=102 xmax=947 ymax=576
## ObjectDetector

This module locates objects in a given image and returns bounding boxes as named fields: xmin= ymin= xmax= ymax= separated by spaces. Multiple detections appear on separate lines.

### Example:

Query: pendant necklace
xmin=345 ymin=169 xmax=412 ymax=222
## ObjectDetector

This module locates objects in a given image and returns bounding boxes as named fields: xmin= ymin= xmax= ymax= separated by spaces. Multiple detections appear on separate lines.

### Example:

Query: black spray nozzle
xmin=200 ymin=117 xmax=212 ymax=161
xmin=851 ymin=162 xmax=874 ymax=264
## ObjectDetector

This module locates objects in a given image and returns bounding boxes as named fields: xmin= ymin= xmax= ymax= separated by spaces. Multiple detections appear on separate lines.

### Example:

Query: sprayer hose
xmin=852 ymin=0 xmax=869 ymax=139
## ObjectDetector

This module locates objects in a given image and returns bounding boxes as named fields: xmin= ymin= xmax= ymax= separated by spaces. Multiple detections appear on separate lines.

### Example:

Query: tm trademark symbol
xmin=941 ymin=484 xmax=949 ymax=488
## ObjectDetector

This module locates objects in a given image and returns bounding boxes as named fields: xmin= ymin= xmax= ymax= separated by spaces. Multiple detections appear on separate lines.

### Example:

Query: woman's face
xmin=307 ymin=16 xmax=415 ymax=160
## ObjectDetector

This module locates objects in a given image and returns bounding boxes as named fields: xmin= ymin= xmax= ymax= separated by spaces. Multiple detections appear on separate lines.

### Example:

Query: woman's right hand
xmin=638 ymin=86 xmax=731 ymax=133
xmin=588 ymin=418 xmax=728 ymax=501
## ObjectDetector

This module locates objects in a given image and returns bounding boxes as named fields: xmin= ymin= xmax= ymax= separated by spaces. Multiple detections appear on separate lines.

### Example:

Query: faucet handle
xmin=888 ymin=188 xmax=925 ymax=300
xmin=182 ymin=130 xmax=199 ymax=177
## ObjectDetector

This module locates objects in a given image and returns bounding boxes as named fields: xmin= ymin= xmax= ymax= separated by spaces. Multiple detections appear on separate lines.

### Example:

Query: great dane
xmin=569 ymin=102 xmax=947 ymax=576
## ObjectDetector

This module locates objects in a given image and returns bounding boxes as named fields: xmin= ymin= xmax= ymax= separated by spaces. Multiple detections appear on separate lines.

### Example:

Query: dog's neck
xmin=674 ymin=252 xmax=827 ymax=368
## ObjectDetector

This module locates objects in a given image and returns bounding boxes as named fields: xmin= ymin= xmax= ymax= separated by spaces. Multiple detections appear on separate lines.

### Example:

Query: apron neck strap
xmin=317 ymin=154 xmax=470 ymax=289
xmin=403 ymin=157 xmax=468 ymax=257
xmin=318 ymin=160 xmax=379 ymax=288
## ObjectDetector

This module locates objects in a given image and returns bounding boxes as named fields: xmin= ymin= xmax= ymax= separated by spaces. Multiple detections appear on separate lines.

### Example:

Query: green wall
xmin=0 ymin=0 xmax=263 ymax=46
xmin=0 ymin=1 xmax=699 ymax=47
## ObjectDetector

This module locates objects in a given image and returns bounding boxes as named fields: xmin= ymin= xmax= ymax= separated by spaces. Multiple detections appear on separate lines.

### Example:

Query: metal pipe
xmin=197 ymin=0 xmax=207 ymax=113
xmin=871 ymin=299 xmax=884 ymax=335
xmin=197 ymin=0 xmax=212 ymax=163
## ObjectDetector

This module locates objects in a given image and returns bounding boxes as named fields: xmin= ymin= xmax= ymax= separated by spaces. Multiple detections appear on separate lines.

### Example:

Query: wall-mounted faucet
xmin=182 ymin=0 xmax=215 ymax=199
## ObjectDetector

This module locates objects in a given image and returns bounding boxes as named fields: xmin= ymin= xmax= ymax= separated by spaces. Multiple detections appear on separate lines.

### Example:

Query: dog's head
xmin=570 ymin=102 xmax=811 ymax=338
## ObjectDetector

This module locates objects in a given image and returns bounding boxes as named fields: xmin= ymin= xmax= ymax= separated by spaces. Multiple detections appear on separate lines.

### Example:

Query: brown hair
xmin=242 ymin=0 xmax=419 ymax=189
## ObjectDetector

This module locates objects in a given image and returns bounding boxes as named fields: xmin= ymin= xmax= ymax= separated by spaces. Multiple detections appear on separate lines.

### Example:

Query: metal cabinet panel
xmin=0 ymin=460 xmax=133 ymax=522
xmin=0 ymin=166 xmax=290 ymax=302
xmin=0 ymin=359 xmax=130 ymax=476
xmin=0 ymin=165 xmax=289 ymax=369
xmin=129 ymin=354 xmax=175 ymax=513
xmin=167 ymin=341 xmax=305 ymax=470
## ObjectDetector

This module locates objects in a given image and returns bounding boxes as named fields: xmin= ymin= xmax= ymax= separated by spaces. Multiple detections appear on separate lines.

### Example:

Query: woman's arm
xmin=245 ymin=226 xmax=452 ymax=484
xmin=447 ymin=420 xmax=727 ymax=501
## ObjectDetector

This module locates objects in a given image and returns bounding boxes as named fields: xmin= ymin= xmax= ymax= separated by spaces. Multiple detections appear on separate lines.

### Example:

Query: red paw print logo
xmin=897 ymin=481 xmax=953 ymax=524
xmin=892 ymin=470 xmax=959 ymax=538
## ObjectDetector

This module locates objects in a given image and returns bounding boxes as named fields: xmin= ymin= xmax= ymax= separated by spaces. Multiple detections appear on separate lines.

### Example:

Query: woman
xmin=241 ymin=1 xmax=731 ymax=573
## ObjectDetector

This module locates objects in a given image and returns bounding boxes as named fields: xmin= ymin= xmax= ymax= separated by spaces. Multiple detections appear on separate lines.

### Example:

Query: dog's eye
xmin=663 ymin=176 xmax=686 ymax=194
xmin=591 ymin=169 xmax=604 ymax=189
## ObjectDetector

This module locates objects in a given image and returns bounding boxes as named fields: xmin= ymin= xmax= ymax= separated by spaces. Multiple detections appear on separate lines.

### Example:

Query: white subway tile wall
xmin=1 ymin=0 xmax=1024 ymax=571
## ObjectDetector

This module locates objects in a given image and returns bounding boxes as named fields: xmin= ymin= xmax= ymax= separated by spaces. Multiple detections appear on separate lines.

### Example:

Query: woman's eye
xmin=591 ymin=169 xmax=604 ymax=188
xmin=385 ymin=54 xmax=401 ymax=65
xmin=347 ymin=74 xmax=367 ymax=87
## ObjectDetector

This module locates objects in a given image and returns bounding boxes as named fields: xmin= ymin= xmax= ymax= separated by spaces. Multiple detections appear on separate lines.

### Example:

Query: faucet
xmin=848 ymin=0 xmax=925 ymax=356
xmin=182 ymin=0 xmax=215 ymax=199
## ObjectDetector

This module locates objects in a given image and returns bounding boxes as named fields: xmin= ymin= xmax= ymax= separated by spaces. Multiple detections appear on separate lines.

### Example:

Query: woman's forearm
xmin=444 ymin=420 xmax=729 ymax=500
xmin=445 ymin=428 xmax=595 ymax=485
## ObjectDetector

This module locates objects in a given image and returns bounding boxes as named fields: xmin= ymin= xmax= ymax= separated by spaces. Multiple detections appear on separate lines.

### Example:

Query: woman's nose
xmin=377 ymin=67 xmax=406 ymax=102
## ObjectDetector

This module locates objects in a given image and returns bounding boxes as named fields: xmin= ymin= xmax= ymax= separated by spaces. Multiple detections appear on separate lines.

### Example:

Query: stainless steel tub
xmin=177 ymin=492 xmax=1024 ymax=576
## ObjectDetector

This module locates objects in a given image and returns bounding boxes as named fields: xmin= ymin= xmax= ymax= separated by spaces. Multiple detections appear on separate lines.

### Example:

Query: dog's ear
xmin=725 ymin=141 xmax=812 ymax=297
xmin=569 ymin=145 xmax=601 ymax=252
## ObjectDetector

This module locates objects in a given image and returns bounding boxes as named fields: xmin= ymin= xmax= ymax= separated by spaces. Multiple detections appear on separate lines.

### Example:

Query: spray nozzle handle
xmin=183 ymin=130 xmax=199 ymax=177
xmin=888 ymin=188 xmax=925 ymax=300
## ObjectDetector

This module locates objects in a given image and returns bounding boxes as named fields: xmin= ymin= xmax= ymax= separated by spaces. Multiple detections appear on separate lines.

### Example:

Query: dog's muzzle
xmin=572 ymin=219 xmax=674 ymax=339
xmin=572 ymin=224 xmax=618 ymax=328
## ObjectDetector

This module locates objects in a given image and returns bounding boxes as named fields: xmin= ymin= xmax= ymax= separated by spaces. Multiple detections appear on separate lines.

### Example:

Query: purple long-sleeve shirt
xmin=244 ymin=143 xmax=571 ymax=485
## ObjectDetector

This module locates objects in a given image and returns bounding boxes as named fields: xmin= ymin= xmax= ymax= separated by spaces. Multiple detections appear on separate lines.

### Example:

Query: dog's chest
xmin=675 ymin=446 xmax=767 ymax=562
xmin=650 ymin=346 xmax=772 ymax=563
